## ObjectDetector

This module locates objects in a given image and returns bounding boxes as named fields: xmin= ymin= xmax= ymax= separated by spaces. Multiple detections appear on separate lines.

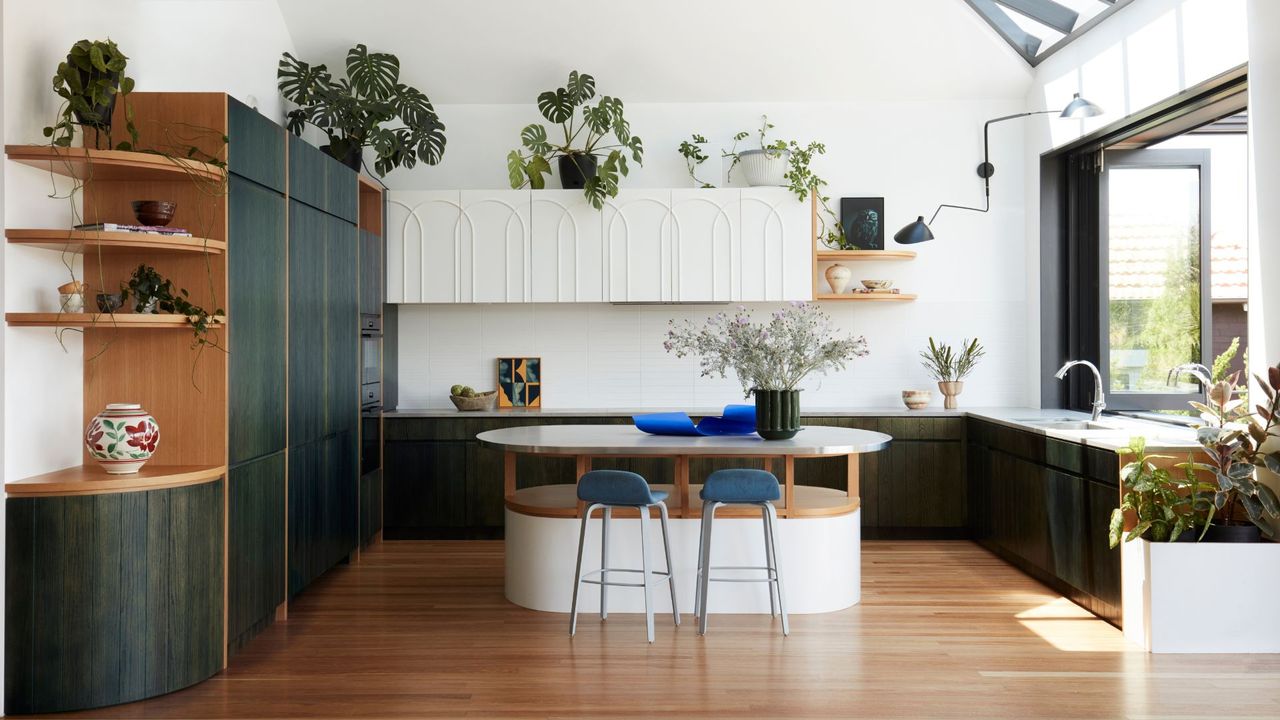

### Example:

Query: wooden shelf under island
xmin=815 ymin=249 xmax=917 ymax=261
xmin=815 ymin=292 xmax=917 ymax=302
xmin=5 ymin=312 xmax=226 ymax=328
xmin=4 ymin=144 xmax=225 ymax=183
xmin=6 ymin=228 xmax=226 ymax=254
xmin=6 ymin=463 xmax=227 ymax=497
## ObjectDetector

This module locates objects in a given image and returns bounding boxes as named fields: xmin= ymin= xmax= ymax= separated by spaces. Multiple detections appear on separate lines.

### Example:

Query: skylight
xmin=964 ymin=0 xmax=1136 ymax=66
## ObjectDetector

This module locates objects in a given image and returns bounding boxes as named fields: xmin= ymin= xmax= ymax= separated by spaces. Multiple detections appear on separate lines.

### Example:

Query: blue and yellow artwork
xmin=498 ymin=357 xmax=542 ymax=408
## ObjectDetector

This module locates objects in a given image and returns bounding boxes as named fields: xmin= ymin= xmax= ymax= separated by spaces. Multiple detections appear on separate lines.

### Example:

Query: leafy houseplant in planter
xmin=1108 ymin=438 xmax=1215 ymax=547
xmin=278 ymin=44 xmax=447 ymax=175
xmin=121 ymin=264 xmax=223 ymax=349
xmin=507 ymin=71 xmax=645 ymax=209
xmin=919 ymin=338 xmax=985 ymax=409
xmin=664 ymin=302 xmax=869 ymax=439
xmin=44 ymin=38 xmax=138 ymax=150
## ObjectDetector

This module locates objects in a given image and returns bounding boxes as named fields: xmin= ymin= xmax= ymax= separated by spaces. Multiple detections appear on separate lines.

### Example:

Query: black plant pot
xmin=558 ymin=153 xmax=598 ymax=190
xmin=70 ymin=62 xmax=120 ymax=130
xmin=321 ymin=143 xmax=362 ymax=172
xmin=754 ymin=389 xmax=801 ymax=440
xmin=1202 ymin=524 xmax=1262 ymax=543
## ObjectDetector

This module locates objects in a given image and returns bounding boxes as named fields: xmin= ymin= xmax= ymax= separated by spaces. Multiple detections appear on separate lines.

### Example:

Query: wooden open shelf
xmin=6 ymin=463 xmax=226 ymax=497
xmin=815 ymin=293 xmax=917 ymax=302
xmin=6 ymin=312 xmax=226 ymax=328
xmin=816 ymin=249 xmax=917 ymax=261
xmin=4 ymin=145 xmax=225 ymax=183
xmin=7 ymin=229 xmax=225 ymax=255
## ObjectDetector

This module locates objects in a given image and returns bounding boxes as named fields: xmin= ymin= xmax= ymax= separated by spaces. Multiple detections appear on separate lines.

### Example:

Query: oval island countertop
xmin=477 ymin=424 xmax=892 ymax=457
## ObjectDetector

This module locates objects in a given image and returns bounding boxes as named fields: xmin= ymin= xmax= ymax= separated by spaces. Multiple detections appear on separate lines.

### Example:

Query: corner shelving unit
xmin=5 ymin=312 xmax=226 ymax=328
xmin=810 ymin=196 xmax=919 ymax=301
xmin=7 ymin=228 xmax=225 ymax=254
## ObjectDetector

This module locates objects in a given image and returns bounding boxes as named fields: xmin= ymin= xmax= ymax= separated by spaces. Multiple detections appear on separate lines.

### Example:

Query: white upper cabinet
xmin=386 ymin=190 xmax=462 ymax=303
xmin=387 ymin=188 xmax=812 ymax=304
xmin=603 ymin=190 xmax=673 ymax=303
xmin=529 ymin=190 xmax=605 ymax=302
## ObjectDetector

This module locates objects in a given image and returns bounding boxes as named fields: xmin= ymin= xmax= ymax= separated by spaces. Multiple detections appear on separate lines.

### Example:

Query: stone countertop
xmin=384 ymin=406 xmax=1200 ymax=453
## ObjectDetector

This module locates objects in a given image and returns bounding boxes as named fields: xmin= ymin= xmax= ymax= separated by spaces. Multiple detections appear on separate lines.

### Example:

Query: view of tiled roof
xmin=1109 ymin=224 xmax=1247 ymax=302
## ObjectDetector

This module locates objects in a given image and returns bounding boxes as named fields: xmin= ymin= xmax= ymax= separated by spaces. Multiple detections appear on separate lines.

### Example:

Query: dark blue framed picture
xmin=840 ymin=197 xmax=885 ymax=250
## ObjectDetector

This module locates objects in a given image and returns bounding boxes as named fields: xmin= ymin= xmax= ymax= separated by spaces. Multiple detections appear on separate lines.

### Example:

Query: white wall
xmin=1248 ymin=0 xmax=1280 ymax=377
xmin=1022 ymin=0 xmax=1250 ymax=406
xmin=2 ymin=0 xmax=296 ymax=481
xmin=389 ymin=97 xmax=1036 ymax=409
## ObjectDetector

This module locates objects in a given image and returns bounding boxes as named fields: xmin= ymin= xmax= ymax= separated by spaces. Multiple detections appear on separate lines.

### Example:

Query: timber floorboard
xmin=22 ymin=540 xmax=1280 ymax=719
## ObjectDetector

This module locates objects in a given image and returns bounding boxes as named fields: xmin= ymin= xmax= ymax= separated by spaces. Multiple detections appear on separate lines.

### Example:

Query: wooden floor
xmin=31 ymin=541 xmax=1280 ymax=719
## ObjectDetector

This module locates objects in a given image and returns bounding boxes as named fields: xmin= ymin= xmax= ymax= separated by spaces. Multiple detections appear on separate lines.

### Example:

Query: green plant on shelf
xmin=44 ymin=38 xmax=138 ymax=150
xmin=122 ymin=264 xmax=224 ymax=350
xmin=677 ymin=133 xmax=714 ymax=188
xmin=1108 ymin=437 xmax=1216 ymax=547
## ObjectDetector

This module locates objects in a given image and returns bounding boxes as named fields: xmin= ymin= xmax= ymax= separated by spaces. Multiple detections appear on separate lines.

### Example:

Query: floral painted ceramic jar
xmin=85 ymin=403 xmax=160 ymax=474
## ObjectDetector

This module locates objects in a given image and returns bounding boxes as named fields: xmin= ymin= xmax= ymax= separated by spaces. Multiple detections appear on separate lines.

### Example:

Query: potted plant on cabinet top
xmin=507 ymin=70 xmax=644 ymax=209
xmin=664 ymin=302 xmax=869 ymax=439
xmin=919 ymin=337 xmax=985 ymax=409
xmin=44 ymin=38 xmax=138 ymax=150
xmin=278 ymin=43 xmax=447 ymax=175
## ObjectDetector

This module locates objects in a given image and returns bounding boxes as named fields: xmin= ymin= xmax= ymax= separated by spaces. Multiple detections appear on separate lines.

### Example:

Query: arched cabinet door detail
xmin=386 ymin=188 xmax=812 ymax=304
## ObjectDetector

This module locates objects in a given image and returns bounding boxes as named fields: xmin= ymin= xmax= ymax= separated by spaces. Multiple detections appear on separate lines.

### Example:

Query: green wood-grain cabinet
xmin=228 ymin=453 xmax=286 ymax=654
xmin=287 ymin=135 xmax=327 ymax=211
xmin=228 ymin=97 xmax=285 ymax=192
xmin=5 ymin=481 xmax=224 ymax=715
xmin=288 ymin=200 xmax=327 ymax=446
xmin=228 ymin=174 xmax=287 ymax=464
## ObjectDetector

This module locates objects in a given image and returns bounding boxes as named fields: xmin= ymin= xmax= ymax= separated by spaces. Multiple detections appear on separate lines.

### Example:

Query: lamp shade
xmin=1061 ymin=93 xmax=1103 ymax=118
xmin=893 ymin=216 xmax=934 ymax=245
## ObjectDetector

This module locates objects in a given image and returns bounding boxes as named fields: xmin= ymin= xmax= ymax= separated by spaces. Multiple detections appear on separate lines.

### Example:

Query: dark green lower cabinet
xmin=289 ymin=433 xmax=358 ymax=597
xmin=360 ymin=468 xmax=383 ymax=545
xmin=228 ymin=453 xmax=286 ymax=655
xmin=5 ymin=481 xmax=224 ymax=715
xmin=384 ymin=440 xmax=469 ymax=535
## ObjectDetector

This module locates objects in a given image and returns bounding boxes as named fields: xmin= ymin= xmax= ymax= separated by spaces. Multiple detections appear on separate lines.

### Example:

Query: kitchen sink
xmin=1022 ymin=420 xmax=1122 ymax=431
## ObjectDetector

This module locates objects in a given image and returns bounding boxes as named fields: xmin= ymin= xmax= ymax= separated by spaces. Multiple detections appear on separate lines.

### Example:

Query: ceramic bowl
xmin=96 ymin=292 xmax=124 ymax=313
xmin=131 ymin=200 xmax=177 ymax=226
xmin=450 ymin=390 xmax=498 ymax=411
xmin=861 ymin=279 xmax=894 ymax=290
xmin=902 ymin=390 xmax=932 ymax=410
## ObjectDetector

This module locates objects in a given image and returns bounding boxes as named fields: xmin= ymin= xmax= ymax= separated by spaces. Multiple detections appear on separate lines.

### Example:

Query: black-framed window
xmin=1040 ymin=65 xmax=1248 ymax=416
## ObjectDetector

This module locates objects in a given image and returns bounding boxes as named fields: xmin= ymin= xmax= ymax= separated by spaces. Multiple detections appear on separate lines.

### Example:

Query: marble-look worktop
xmin=385 ymin=406 xmax=1200 ymax=452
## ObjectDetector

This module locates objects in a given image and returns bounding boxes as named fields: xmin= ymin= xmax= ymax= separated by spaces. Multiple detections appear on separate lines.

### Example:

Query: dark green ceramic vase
xmin=753 ymin=388 xmax=801 ymax=440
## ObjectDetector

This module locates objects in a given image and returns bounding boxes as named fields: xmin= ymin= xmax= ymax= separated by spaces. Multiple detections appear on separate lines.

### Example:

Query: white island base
xmin=506 ymin=500 xmax=860 ymax=615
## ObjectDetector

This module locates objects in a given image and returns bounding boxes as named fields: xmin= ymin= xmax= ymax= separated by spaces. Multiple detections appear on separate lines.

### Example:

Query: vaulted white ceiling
xmin=275 ymin=0 xmax=1033 ymax=104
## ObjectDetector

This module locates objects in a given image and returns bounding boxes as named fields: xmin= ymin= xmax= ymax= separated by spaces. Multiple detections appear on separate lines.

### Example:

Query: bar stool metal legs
xmin=569 ymin=501 xmax=679 ymax=643
xmin=695 ymin=500 xmax=788 ymax=637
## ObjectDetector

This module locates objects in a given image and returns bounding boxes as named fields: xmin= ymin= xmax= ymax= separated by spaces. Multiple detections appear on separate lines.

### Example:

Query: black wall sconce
xmin=894 ymin=93 xmax=1104 ymax=244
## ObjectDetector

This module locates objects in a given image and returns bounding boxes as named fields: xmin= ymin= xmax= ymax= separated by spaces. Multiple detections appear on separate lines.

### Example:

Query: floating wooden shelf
xmin=815 ymin=293 xmax=917 ymax=302
xmin=4 ymin=145 xmax=225 ymax=183
xmin=5 ymin=312 xmax=226 ymax=328
xmin=6 ymin=229 xmax=225 ymax=255
xmin=816 ymin=249 xmax=917 ymax=261
xmin=6 ymin=463 xmax=226 ymax=497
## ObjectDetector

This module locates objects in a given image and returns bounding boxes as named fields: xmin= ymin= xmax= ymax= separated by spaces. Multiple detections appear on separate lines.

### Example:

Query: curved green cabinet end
xmin=5 ymin=479 xmax=225 ymax=714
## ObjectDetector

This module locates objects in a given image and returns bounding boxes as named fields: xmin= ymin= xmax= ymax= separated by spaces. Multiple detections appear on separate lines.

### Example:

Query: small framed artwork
xmin=840 ymin=197 xmax=885 ymax=250
xmin=498 ymin=357 xmax=542 ymax=408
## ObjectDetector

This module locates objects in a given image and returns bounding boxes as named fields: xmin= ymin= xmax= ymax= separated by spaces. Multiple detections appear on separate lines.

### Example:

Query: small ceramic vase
xmin=85 ymin=403 xmax=160 ymax=474
xmin=938 ymin=381 xmax=964 ymax=410
xmin=825 ymin=264 xmax=853 ymax=294
xmin=902 ymin=390 xmax=932 ymax=410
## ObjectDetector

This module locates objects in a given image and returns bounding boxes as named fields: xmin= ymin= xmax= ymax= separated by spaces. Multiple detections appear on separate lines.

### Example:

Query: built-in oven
xmin=361 ymin=333 xmax=381 ymax=387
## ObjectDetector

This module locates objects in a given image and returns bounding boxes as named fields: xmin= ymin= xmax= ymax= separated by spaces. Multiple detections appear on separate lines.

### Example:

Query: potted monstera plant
xmin=506 ymin=70 xmax=644 ymax=209
xmin=278 ymin=43 xmax=446 ymax=176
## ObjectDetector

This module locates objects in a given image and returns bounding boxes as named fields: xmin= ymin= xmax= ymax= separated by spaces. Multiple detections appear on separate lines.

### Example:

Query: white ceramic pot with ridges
xmin=736 ymin=148 xmax=790 ymax=186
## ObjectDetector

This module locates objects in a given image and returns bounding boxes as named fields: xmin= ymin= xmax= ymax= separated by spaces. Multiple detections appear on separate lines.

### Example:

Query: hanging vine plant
xmin=44 ymin=38 xmax=139 ymax=150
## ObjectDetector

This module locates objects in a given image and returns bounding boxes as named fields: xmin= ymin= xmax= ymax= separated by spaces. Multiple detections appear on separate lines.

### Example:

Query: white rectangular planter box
xmin=1122 ymin=538 xmax=1280 ymax=653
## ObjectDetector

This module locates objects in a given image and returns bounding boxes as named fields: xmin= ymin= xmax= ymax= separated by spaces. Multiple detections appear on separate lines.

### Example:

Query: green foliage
xmin=43 ymin=39 xmax=138 ymax=150
xmin=1189 ymin=363 xmax=1280 ymax=538
xmin=1109 ymin=438 xmax=1216 ymax=548
xmin=1107 ymin=231 xmax=1200 ymax=391
xmin=121 ymin=264 xmax=223 ymax=349
xmin=919 ymin=337 xmax=986 ymax=383
xmin=278 ymin=43 xmax=446 ymax=176
xmin=508 ymin=70 xmax=644 ymax=209
xmin=677 ymin=134 xmax=714 ymax=188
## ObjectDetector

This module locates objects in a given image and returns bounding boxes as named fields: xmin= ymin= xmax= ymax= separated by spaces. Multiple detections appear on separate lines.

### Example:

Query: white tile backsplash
xmin=395 ymin=298 xmax=1030 ymax=410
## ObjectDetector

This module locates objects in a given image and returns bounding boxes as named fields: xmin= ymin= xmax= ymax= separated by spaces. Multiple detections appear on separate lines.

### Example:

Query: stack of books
xmin=74 ymin=223 xmax=192 ymax=237
xmin=853 ymin=287 xmax=901 ymax=294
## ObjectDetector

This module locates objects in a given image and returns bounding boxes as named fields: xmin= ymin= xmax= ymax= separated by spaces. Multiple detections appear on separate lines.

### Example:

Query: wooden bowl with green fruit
xmin=449 ymin=385 xmax=498 ymax=411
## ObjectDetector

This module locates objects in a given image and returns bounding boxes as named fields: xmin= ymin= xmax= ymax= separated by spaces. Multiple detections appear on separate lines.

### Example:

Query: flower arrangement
xmin=663 ymin=302 xmax=869 ymax=396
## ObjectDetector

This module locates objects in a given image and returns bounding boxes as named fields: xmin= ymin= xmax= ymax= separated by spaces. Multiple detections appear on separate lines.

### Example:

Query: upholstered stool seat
xmin=570 ymin=470 xmax=679 ymax=643
xmin=695 ymin=468 xmax=789 ymax=636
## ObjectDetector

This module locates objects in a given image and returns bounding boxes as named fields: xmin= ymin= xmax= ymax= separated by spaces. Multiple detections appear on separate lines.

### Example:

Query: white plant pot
xmin=736 ymin=149 xmax=790 ymax=186
xmin=1121 ymin=538 xmax=1280 ymax=653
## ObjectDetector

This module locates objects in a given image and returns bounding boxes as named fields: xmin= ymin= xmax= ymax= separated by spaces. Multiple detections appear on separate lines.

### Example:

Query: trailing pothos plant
xmin=122 ymin=264 xmax=224 ymax=350
xmin=678 ymin=134 xmax=714 ymax=188
xmin=44 ymin=38 xmax=138 ymax=150
xmin=278 ymin=43 xmax=447 ymax=175
xmin=1109 ymin=438 xmax=1216 ymax=547
xmin=507 ymin=71 xmax=644 ymax=209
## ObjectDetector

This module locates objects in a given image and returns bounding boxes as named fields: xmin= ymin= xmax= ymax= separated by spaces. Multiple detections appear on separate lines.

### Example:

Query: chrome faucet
xmin=1055 ymin=360 xmax=1106 ymax=421
xmin=1168 ymin=362 xmax=1214 ymax=409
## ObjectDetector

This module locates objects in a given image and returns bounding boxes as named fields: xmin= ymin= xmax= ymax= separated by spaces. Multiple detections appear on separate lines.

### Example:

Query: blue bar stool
xmin=570 ymin=470 xmax=680 ymax=643
xmin=695 ymin=468 xmax=788 ymax=636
